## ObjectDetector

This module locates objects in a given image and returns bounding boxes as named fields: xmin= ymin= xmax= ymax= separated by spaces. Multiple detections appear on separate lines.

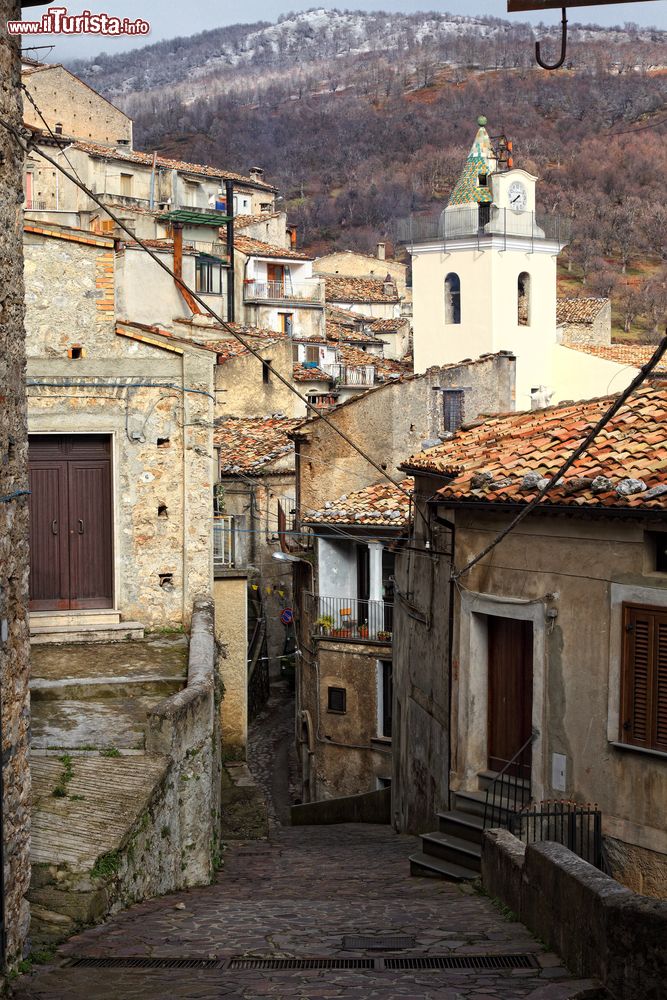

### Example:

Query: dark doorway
xmin=487 ymin=616 xmax=533 ymax=776
xmin=29 ymin=435 xmax=113 ymax=610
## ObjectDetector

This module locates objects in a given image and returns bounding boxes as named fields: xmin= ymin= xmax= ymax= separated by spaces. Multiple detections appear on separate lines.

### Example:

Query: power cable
xmin=451 ymin=334 xmax=667 ymax=582
xmin=2 ymin=115 xmax=427 ymax=534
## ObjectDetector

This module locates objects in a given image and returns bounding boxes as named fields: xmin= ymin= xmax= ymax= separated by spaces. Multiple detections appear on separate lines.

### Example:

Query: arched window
xmin=518 ymin=272 xmax=530 ymax=327
xmin=445 ymin=272 xmax=461 ymax=325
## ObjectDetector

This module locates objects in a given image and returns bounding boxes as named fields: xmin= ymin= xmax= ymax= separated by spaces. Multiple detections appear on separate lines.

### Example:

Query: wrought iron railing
xmin=396 ymin=206 xmax=569 ymax=247
xmin=509 ymin=800 xmax=604 ymax=871
xmin=483 ymin=734 xmax=534 ymax=830
xmin=323 ymin=363 xmax=376 ymax=386
xmin=243 ymin=279 xmax=324 ymax=303
xmin=24 ymin=200 xmax=46 ymax=211
xmin=308 ymin=593 xmax=393 ymax=642
xmin=213 ymin=515 xmax=235 ymax=569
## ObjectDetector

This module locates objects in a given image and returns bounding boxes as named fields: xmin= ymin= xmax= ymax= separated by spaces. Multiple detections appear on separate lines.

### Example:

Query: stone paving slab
xmin=31 ymin=635 xmax=188 ymax=681
xmin=31 ymin=696 xmax=157 ymax=750
xmin=12 ymin=824 xmax=604 ymax=1000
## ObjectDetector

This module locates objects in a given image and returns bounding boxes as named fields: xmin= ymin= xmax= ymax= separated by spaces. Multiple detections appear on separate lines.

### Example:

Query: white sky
xmin=17 ymin=1 xmax=667 ymax=62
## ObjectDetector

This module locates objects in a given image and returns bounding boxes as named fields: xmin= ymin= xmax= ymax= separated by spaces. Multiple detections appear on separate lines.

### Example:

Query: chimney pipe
xmin=376 ymin=241 xmax=386 ymax=261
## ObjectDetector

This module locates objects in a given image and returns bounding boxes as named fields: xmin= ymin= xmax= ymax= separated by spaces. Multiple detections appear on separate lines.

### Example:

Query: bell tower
xmin=409 ymin=116 xmax=567 ymax=409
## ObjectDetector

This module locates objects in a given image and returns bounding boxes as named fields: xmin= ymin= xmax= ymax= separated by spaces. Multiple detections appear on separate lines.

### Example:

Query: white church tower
xmin=409 ymin=116 xmax=567 ymax=409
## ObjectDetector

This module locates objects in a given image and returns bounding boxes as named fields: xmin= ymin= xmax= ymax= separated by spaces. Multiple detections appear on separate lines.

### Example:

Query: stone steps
xmin=31 ymin=621 xmax=145 ymax=645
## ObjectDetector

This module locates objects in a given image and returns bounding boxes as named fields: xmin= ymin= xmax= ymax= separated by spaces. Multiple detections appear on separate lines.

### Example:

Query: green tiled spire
xmin=448 ymin=117 xmax=495 ymax=207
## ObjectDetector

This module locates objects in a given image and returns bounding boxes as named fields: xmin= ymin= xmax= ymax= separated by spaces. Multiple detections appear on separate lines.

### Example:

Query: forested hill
xmin=67 ymin=9 xmax=667 ymax=337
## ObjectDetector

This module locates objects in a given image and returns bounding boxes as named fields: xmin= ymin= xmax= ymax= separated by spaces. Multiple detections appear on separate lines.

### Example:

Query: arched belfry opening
xmin=518 ymin=272 xmax=531 ymax=327
xmin=445 ymin=273 xmax=461 ymax=325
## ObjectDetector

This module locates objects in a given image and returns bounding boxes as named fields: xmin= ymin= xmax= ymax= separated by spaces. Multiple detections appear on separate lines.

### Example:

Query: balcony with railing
xmin=307 ymin=593 xmax=393 ymax=644
xmin=322 ymin=363 xmax=376 ymax=387
xmin=243 ymin=279 xmax=324 ymax=305
xmin=396 ymin=205 xmax=569 ymax=248
xmin=24 ymin=200 xmax=47 ymax=211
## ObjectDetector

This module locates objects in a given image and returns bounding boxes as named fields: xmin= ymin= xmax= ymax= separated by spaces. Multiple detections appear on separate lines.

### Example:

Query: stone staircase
xmin=409 ymin=771 xmax=528 ymax=881
xmin=30 ymin=609 xmax=144 ymax=645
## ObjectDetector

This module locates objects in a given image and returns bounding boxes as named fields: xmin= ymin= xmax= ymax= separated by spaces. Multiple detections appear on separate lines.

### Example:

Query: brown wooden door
xmin=487 ymin=617 xmax=533 ymax=774
xmin=29 ymin=436 xmax=113 ymax=610
xmin=266 ymin=263 xmax=285 ymax=296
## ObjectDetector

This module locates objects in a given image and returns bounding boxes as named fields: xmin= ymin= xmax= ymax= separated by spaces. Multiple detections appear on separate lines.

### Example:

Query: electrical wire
xmin=451 ymin=334 xmax=667 ymax=582
xmin=0 ymin=490 xmax=30 ymax=503
xmin=2 ymin=115 xmax=427 ymax=535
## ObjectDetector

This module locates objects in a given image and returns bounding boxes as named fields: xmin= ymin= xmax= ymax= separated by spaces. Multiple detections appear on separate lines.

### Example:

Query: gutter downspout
xmin=225 ymin=179 xmax=235 ymax=323
xmin=149 ymin=150 xmax=157 ymax=210
xmin=172 ymin=222 xmax=201 ymax=315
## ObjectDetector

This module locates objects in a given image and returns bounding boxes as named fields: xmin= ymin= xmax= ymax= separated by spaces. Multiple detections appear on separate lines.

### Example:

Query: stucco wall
xmin=214 ymin=573 xmax=248 ymax=755
xmin=22 ymin=65 xmax=132 ymax=146
xmin=552 ymin=343 xmax=637 ymax=404
xmin=115 ymin=246 xmax=195 ymax=327
xmin=450 ymin=508 xmax=667 ymax=881
xmin=215 ymin=338 xmax=306 ymax=419
xmin=0 ymin=7 xmax=32 ymax=966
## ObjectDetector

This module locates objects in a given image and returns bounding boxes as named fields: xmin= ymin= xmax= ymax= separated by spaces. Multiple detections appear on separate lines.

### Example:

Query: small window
xmin=647 ymin=532 xmax=667 ymax=574
xmin=379 ymin=660 xmax=392 ymax=738
xmin=442 ymin=388 xmax=465 ymax=433
xmin=305 ymin=344 xmax=319 ymax=364
xmin=120 ymin=172 xmax=133 ymax=197
xmin=518 ymin=272 xmax=531 ymax=327
xmin=478 ymin=173 xmax=488 ymax=187
xmin=327 ymin=687 xmax=346 ymax=713
xmin=280 ymin=313 xmax=294 ymax=336
xmin=262 ymin=360 xmax=272 ymax=384
xmin=620 ymin=604 xmax=667 ymax=753
xmin=292 ymin=343 xmax=300 ymax=363
xmin=444 ymin=273 xmax=461 ymax=325
xmin=196 ymin=259 xmax=223 ymax=295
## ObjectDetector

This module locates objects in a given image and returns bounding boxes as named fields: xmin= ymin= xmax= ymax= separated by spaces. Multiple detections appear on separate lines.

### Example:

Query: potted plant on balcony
xmin=316 ymin=614 xmax=334 ymax=636
xmin=358 ymin=621 xmax=369 ymax=639
xmin=377 ymin=630 xmax=392 ymax=642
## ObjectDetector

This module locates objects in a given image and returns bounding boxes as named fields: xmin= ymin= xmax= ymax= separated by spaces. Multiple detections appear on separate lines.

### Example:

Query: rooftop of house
xmin=304 ymin=477 xmax=414 ymax=527
xmin=566 ymin=343 xmax=667 ymax=373
xmin=233 ymin=212 xmax=283 ymax=230
xmin=557 ymin=297 xmax=609 ymax=325
xmin=325 ymin=321 xmax=385 ymax=346
xmin=367 ymin=318 xmax=409 ymax=333
xmin=326 ymin=305 xmax=371 ymax=327
xmin=115 ymin=320 xmax=219 ymax=355
xmin=315 ymin=248 xmax=404 ymax=267
xmin=323 ymin=275 xmax=400 ymax=304
xmin=215 ymin=415 xmax=302 ymax=474
xmin=338 ymin=343 xmax=412 ymax=378
xmin=404 ymin=383 xmax=667 ymax=512
xmin=233 ymin=235 xmax=312 ymax=260
xmin=293 ymin=364 xmax=334 ymax=383
xmin=67 ymin=139 xmax=276 ymax=191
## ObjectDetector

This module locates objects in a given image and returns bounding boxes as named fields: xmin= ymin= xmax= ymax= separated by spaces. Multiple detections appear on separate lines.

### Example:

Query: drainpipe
xmin=429 ymin=499 xmax=456 ymax=813
xmin=172 ymin=223 xmax=201 ymax=315
xmin=149 ymin=151 xmax=157 ymax=210
xmin=225 ymin=179 xmax=235 ymax=323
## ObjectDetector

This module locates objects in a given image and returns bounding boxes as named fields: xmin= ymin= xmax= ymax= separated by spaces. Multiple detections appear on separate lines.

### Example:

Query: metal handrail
xmin=483 ymin=732 xmax=535 ymax=829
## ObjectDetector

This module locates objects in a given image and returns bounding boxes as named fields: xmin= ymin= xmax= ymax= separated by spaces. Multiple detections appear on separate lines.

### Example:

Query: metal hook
xmin=535 ymin=7 xmax=568 ymax=71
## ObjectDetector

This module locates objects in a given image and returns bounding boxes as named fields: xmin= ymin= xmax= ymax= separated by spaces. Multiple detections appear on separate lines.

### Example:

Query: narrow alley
xmin=12 ymin=686 xmax=603 ymax=1000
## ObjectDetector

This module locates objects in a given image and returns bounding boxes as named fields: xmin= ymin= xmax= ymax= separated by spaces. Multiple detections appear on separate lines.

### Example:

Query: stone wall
xmin=22 ymin=65 xmax=132 ymax=146
xmin=314 ymin=251 xmax=408 ymax=296
xmin=482 ymin=829 xmax=667 ymax=1000
xmin=215 ymin=338 xmax=306 ymax=419
xmin=213 ymin=573 xmax=248 ymax=757
xmin=560 ymin=301 xmax=612 ymax=346
xmin=0 ymin=4 xmax=32 ymax=967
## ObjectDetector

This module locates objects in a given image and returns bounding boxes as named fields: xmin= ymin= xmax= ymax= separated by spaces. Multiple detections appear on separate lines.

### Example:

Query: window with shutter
xmin=621 ymin=603 xmax=667 ymax=753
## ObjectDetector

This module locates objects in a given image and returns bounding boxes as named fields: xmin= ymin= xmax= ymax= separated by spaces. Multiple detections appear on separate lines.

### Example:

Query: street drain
xmin=342 ymin=935 xmax=416 ymax=950
xmin=385 ymin=954 xmax=539 ymax=971
xmin=68 ymin=958 xmax=225 ymax=970
xmin=228 ymin=958 xmax=374 ymax=970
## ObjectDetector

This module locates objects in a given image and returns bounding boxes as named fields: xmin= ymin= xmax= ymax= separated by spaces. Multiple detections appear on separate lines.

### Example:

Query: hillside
xmin=67 ymin=9 xmax=667 ymax=339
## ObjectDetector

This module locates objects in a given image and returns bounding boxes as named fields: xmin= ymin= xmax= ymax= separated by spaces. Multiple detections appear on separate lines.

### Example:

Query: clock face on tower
xmin=508 ymin=181 xmax=528 ymax=214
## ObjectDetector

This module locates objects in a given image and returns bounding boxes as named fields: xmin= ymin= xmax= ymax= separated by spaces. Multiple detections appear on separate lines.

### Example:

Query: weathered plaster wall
xmin=22 ymin=65 xmax=132 ymax=145
xmin=0 ymin=7 xmax=32 ymax=965
xmin=451 ymin=509 xmax=667 ymax=888
xmin=213 ymin=573 xmax=248 ymax=756
xmin=215 ymin=338 xmax=306 ymax=418
xmin=295 ymin=354 xmax=515 ymax=517
xmin=314 ymin=251 xmax=408 ymax=296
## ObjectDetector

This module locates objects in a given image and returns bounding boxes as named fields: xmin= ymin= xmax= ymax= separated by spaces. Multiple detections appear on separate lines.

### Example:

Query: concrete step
xmin=409 ymin=850 xmax=478 ymax=881
xmin=451 ymin=788 xmax=518 ymax=822
xmin=421 ymin=830 xmax=482 ymax=872
xmin=31 ymin=621 xmax=145 ymax=645
xmin=477 ymin=769 xmax=531 ymax=794
xmin=30 ymin=610 xmax=121 ymax=629
xmin=30 ymin=675 xmax=183 ymax=702
xmin=437 ymin=808 xmax=485 ymax=844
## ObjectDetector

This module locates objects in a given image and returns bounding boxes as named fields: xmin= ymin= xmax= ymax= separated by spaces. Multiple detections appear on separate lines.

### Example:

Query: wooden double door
xmin=29 ymin=436 xmax=113 ymax=610
xmin=487 ymin=616 xmax=533 ymax=775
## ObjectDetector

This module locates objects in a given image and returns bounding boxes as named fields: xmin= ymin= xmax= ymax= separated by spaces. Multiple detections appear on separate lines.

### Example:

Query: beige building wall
xmin=24 ymin=232 xmax=215 ymax=627
xmin=314 ymin=250 xmax=408 ymax=297
xmin=551 ymin=343 xmax=638 ymax=404
xmin=450 ymin=509 xmax=667 ymax=898
xmin=331 ymin=300 xmax=400 ymax=321
xmin=215 ymin=338 xmax=307 ymax=419
xmin=22 ymin=64 xmax=132 ymax=145
xmin=214 ymin=573 xmax=248 ymax=756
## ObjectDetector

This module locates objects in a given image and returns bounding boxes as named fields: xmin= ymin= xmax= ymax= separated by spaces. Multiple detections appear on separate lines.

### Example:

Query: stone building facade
xmin=0 ymin=4 xmax=32 ymax=966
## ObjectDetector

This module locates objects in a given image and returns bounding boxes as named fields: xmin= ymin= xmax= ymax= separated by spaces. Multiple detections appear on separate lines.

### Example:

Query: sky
xmin=16 ymin=1 xmax=667 ymax=62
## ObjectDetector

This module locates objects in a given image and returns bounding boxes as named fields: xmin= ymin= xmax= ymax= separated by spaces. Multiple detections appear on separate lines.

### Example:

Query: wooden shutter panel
xmin=622 ymin=604 xmax=667 ymax=752
xmin=656 ymin=620 xmax=667 ymax=753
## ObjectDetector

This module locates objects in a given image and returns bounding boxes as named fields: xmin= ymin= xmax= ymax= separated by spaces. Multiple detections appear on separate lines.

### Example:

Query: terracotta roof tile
xmin=557 ymin=297 xmax=609 ymax=324
xmin=215 ymin=416 xmax=301 ymax=473
xmin=568 ymin=343 xmax=667 ymax=373
xmin=233 ymin=212 xmax=283 ymax=230
xmin=233 ymin=235 xmax=312 ymax=260
xmin=304 ymin=478 xmax=413 ymax=526
xmin=338 ymin=343 xmax=412 ymax=378
xmin=404 ymin=384 xmax=667 ymax=512
xmin=324 ymin=275 xmax=399 ymax=304
xmin=293 ymin=364 xmax=334 ymax=383
xmin=367 ymin=318 xmax=409 ymax=332
xmin=69 ymin=140 xmax=276 ymax=190
xmin=326 ymin=321 xmax=384 ymax=345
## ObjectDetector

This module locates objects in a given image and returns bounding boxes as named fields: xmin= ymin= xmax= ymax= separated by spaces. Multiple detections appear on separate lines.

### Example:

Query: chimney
xmin=383 ymin=273 xmax=396 ymax=297
xmin=289 ymin=226 xmax=297 ymax=248
xmin=172 ymin=223 xmax=183 ymax=282
xmin=54 ymin=122 xmax=63 ymax=135
xmin=249 ymin=166 xmax=264 ymax=183
xmin=376 ymin=241 xmax=386 ymax=261
xmin=116 ymin=138 xmax=131 ymax=150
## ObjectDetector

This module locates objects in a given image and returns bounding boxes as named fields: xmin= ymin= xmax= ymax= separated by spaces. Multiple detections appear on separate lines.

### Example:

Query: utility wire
xmin=451 ymin=334 xmax=667 ymax=582
xmin=21 ymin=83 xmax=88 ymax=192
xmin=2 ymin=115 xmax=426 ymax=532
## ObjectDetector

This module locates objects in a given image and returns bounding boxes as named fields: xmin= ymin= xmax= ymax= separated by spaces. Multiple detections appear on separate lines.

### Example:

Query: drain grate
xmin=68 ymin=957 xmax=225 ymax=970
xmin=228 ymin=957 xmax=374 ymax=971
xmin=385 ymin=954 xmax=538 ymax=971
xmin=343 ymin=935 xmax=416 ymax=951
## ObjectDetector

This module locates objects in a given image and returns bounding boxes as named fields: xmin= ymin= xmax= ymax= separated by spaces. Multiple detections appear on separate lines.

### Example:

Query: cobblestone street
xmin=12 ymin=686 xmax=603 ymax=999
